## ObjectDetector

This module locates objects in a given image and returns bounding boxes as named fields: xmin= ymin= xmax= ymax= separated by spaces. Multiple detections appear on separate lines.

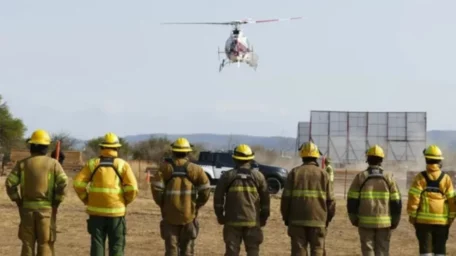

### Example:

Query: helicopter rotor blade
xmin=240 ymin=17 xmax=303 ymax=24
xmin=160 ymin=21 xmax=237 ymax=26
xmin=160 ymin=17 xmax=303 ymax=26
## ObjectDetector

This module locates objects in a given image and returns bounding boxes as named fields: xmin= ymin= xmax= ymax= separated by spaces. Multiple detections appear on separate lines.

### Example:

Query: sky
xmin=1 ymin=0 xmax=456 ymax=140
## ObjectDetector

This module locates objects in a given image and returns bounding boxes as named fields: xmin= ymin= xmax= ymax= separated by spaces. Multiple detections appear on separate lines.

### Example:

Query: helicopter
xmin=161 ymin=17 xmax=302 ymax=72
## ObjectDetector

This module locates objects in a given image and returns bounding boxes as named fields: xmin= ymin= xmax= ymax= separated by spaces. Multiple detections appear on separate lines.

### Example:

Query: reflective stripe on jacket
xmin=150 ymin=157 xmax=211 ymax=225
xmin=280 ymin=162 xmax=336 ymax=228
xmin=346 ymin=166 xmax=402 ymax=228
xmin=5 ymin=154 xmax=68 ymax=210
xmin=73 ymin=149 xmax=138 ymax=217
xmin=407 ymin=164 xmax=456 ymax=225
xmin=213 ymin=163 xmax=270 ymax=227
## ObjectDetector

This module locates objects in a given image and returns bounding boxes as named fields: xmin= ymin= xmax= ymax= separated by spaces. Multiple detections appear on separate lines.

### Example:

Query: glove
xmin=217 ymin=216 xmax=225 ymax=225
xmin=14 ymin=199 xmax=23 ymax=208
xmin=260 ymin=218 xmax=267 ymax=227
xmin=409 ymin=216 xmax=416 ymax=225
xmin=390 ymin=222 xmax=399 ymax=230
xmin=349 ymin=218 xmax=358 ymax=227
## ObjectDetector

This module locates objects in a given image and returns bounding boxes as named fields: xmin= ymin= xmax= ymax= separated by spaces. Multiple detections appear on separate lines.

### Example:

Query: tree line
xmin=0 ymin=94 xmax=207 ymax=162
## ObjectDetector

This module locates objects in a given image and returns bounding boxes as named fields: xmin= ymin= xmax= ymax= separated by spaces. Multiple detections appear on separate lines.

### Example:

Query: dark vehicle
xmin=193 ymin=150 xmax=288 ymax=194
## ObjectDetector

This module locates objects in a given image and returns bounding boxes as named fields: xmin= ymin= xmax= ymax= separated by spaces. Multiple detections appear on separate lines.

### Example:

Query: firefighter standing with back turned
xmin=280 ymin=141 xmax=336 ymax=256
xmin=324 ymin=157 xmax=334 ymax=184
xmin=407 ymin=145 xmax=456 ymax=256
xmin=73 ymin=132 xmax=138 ymax=256
xmin=150 ymin=137 xmax=211 ymax=256
xmin=346 ymin=145 xmax=402 ymax=256
xmin=213 ymin=144 xmax=270 ymax=256
xmin=5 ymin=129 xmax=69 ymax=256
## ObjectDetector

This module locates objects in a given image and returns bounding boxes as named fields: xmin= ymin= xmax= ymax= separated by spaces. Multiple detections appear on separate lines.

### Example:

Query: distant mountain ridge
xmin=123 ymin=133 xmax=297 ymax=151
xmin=72 ymin=130 xmax=456 ymax=152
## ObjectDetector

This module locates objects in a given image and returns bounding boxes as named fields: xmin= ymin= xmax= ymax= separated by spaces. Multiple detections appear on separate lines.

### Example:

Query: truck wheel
xmin=266 ymin=177 xmax=282 ymax=194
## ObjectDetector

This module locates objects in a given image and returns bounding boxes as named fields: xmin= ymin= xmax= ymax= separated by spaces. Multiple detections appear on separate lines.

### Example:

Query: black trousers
xmin=414 ymin=223 xmax=449 ymax=255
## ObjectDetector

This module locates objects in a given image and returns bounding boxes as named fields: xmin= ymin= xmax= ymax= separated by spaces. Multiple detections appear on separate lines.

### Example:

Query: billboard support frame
xmin=297 ymin=110 xmax=427 ymax=167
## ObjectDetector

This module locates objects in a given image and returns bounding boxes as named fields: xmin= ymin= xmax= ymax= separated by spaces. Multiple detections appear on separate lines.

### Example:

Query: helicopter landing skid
xmin=219 ymin=59 xmax=226 ymax=72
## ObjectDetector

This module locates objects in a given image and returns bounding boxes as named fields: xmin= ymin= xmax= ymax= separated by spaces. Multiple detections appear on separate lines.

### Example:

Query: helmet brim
xmin=425 ymin=155 xmax=444 ymax=160
xmin=99 ymin=143 xmax=122 ymax=148
xmin=171 ymin=148 xmax=193 ymax=152
xmin=28 ymin=139 xmax=51 ymax=145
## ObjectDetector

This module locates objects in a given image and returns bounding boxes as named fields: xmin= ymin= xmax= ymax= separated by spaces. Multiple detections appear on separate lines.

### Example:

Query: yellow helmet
xmin=366 ymin=145 xmax=385 ymax=158
xmin=299 ymin=142 xmax=321 ymax=158
xmin=28 ymin=129 xmax=51 ymax=145
xmin=99 ymin=132 xmax=122 ymax=148
xmin=423 ymin=145 xmax=444 ymax=160
xmin=171 ymin=137 xmax=193 ymax=152
xmin=232 ymin=144 xmax=255 ymax=160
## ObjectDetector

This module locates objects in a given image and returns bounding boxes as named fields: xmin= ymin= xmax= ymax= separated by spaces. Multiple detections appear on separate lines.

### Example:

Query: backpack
xmin=89 ymin=157 xmax=123 ymax=184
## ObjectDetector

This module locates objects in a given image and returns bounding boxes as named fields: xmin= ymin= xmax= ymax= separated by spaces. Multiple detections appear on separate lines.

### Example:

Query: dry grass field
xmin=2 ymin=175 xmax=456 ymax=255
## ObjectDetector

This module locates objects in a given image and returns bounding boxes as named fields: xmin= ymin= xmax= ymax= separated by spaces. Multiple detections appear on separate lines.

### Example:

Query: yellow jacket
xmin=5 ymin=154 xmax=68 ymax=210
xmin=73 ymin=149 xmax=138 ymax=217
xmin=407 ymin=164 xmax=456 ymax=225
xmin=151 ymin=157 xmax=211 ymax=225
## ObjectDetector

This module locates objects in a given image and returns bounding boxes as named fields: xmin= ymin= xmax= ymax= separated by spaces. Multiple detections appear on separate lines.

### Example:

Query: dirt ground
xmin=2 ymin=177 xmax=456 ymax=256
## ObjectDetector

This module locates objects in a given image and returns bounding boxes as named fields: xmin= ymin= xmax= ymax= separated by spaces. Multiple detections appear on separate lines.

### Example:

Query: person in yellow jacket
xmin=150 ymin=137 xmax=211 ymax=256
xmin=213 ymin=144 xmax=270 ymax=256
xmin=407 ymin=145 xmax=456 ymax=256
xmin=280 ymin=141 xmax=336 ymax=256
xmin=347 ymin=145 xmax=402 ymax=256
xmin=324 ymin=157 xmax=334 ymax=183
xmin=5 ymin=129 xmax=68 ymax=256
xmin=73 ymin=132 xmax=138 ymax=256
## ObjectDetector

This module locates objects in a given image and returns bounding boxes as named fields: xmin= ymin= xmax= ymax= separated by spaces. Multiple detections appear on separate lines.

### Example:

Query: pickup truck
xmin=193 ymin=150 xmax=288 ymax=194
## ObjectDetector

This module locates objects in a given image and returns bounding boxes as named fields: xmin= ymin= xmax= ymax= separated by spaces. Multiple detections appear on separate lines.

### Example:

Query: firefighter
xmin=73 ymin=132 xmax=138 ymax=256
xmin=213 ymin=144 xmax=270 ymax=256
xmin=280 ymin=141 xmax=336 ymax=256
xmin=407 ymin=145 xmax=456 ymax=256
xmin=150 ymin=137 xmax=211 ymax=256
xmin=324 ymin=157 xmax=334 ymax=183
xmin=346 ymin=144 xmax=402 ymax=256
xmin=5 ymin=129 xmax=68 ymax=256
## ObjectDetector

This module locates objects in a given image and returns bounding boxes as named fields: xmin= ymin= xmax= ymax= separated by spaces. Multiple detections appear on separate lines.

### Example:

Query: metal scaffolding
xmin=296 ymin=111 xmax=427 ymax=166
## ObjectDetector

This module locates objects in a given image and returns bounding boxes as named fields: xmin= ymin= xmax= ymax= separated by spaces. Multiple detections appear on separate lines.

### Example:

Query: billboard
xmin=296 ymin=111 xmax=427 ymax=166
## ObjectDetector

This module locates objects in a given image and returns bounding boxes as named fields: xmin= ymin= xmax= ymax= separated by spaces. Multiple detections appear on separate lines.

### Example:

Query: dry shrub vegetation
xmin=3 ymin=151 xmax=456 ymax=255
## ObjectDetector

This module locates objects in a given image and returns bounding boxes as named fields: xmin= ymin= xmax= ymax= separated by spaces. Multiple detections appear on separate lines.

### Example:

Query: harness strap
xmin=164 ymin=159 xmax=193 ymax=187
xmin=420 ymin=171 xmax=445 ymax=195
xmin=89 ymin=157 xmax=123 ymax=184
xmin=225 ymin=168 xmax=259 ymax=193
xmin=358 ymin=167 xmax=392 ymax=194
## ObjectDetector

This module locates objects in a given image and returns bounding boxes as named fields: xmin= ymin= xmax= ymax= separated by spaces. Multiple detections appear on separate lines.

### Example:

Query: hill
xmin=123 ymin=133 xmax=297 ymax=152
xmin=70 ymin=130 xmax=456 ymax=153
xmin=123 ymin=130 xmax=456 ymax=152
